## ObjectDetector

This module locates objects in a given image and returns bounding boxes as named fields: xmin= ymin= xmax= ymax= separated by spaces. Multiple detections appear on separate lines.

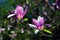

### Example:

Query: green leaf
xmin=43 ymin=29 xmax=52 ymax=34
xmin=23 ymin=18 xmax=28 ymax=21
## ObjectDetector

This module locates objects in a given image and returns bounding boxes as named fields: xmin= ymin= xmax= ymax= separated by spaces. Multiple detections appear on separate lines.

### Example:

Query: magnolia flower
xmin=28 ymin=16 xmax=51 ymax=34
xmin=7 ymin=5 xmax=28 ymax=20
xmin=29 ymin=16 xmax=44 ymax=30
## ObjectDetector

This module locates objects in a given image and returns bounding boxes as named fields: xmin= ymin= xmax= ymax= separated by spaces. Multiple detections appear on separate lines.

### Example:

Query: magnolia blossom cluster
xmin=7 ymin=5 xmax=51 ymax=34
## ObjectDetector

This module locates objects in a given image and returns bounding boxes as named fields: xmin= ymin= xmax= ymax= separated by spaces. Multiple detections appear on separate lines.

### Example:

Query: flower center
xmin=17 ymin=14 xmax=20 ymax=20
xmin=37 ymin=26 xmax=44 ymax=30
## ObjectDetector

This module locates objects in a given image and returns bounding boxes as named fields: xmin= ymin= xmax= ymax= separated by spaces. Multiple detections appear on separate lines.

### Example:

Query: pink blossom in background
xmin=7 ymin=5 xmax=28 ymax=20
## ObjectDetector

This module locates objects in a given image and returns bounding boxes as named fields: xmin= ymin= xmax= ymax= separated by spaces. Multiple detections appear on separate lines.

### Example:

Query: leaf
xmin=43 ymin=29 xmax=52 ymax=34
xmin=23 ymin=18 xmax=28 ymax=21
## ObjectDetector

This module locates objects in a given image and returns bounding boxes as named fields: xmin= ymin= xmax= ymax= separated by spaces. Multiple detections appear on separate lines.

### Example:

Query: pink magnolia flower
xmin=28 ymin=16 xmax=51 ymax=34
xmin=29 ymin=16 xmax=44 ymax=30
xmin=7 ymin=5 xmax=28 ymax=20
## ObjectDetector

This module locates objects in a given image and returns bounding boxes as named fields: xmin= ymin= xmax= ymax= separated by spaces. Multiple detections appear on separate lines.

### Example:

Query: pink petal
xmin=38 ymin=16 xmax=44 ymax=25
xmin=37 ymin=26 xmax=44 ymax=30
xmin=23 ymin=6 xmax=28 ymax=15
xmin=21 ymin=6 xmax=28 ymax=19
xmin=45 ymin=24 xmax=52 ymax=27
xmin=15 ymin=5 xmax=24 ymax=14
xmin=32 ymin=19 xmax=39 ymax=27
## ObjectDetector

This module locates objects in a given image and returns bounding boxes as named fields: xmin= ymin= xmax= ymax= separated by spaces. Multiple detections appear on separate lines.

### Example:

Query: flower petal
xmin=28 ymin=24 xmax=37 ymax=28
xmin=23 ymin=6 xmax=28 ymax=15
xmin=38 ymin=16 xmax=41 ymax=22
xmin=45 ymin=24 xmax=52 ymax=27
xmin=34 ymin=29 xmax=39 ymax=34
xmin=7 ymin=14 xmax=15 ymax=18
xmin=32 ymin=19 xmax=39 ymax=26
xmin=38 ymin=16 xmax=44 ymax=25
xmin=15 ymin=5 xmax=24 ymax=14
